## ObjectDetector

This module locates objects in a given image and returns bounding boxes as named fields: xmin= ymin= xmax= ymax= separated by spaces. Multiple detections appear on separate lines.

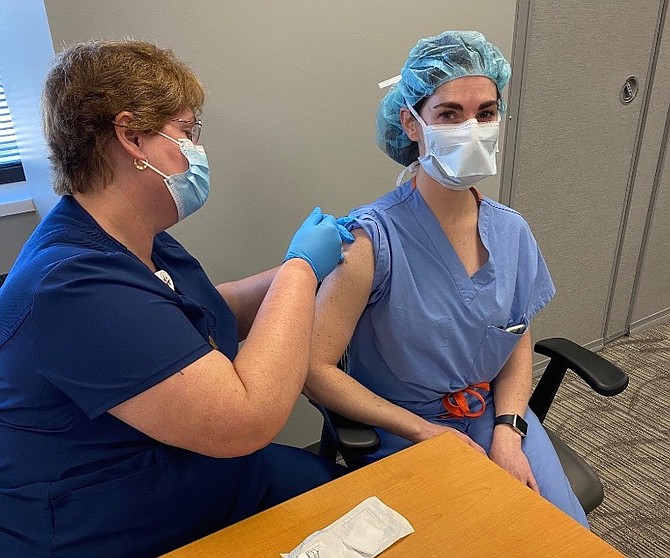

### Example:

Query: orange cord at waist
xmin=440 ymin=382 xmax=490 ymax=418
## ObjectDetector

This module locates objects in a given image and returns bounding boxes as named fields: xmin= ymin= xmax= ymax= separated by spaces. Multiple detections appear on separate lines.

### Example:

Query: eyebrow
xmin=432 ymin=100 xmax=498 ymax=111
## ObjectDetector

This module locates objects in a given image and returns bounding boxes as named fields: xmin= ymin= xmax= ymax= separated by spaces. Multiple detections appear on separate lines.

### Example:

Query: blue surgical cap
xmin=377 ymin=30 xmax=511 ymax=166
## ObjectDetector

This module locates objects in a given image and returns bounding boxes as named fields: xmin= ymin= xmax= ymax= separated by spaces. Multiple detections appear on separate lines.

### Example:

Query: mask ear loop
xmin=395 ymin=101 xmax=426 ymax=186
xmin=405 ymin=102 xmax=427 ymax=128
xmin=131 ymin=131 xmax=180 ymax=176
xmin=134 ymin=157 xmax=170 ymax=184
xmin=157 ymin=131 xmax=183 ymax=146
xmin=396 ymin=161 xmax=420 ymax=187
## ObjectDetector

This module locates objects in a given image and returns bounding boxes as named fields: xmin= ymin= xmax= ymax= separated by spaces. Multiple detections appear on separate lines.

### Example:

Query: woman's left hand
xmin=489 ymin=427 xmax=540 ymax=493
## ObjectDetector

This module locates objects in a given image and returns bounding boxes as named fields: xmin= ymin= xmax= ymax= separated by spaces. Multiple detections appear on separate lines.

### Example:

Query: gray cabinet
xmin=502 ymin=0 xmax=669 ymax=348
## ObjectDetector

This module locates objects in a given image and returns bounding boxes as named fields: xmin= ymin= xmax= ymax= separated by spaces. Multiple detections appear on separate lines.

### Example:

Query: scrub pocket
xmin=467 ymin=315 xmax=529 ymax=385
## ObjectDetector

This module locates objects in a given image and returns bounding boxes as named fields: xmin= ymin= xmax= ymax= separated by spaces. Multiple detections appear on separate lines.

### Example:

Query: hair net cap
xmin=377 ymin=30 xmax=511 ymax=166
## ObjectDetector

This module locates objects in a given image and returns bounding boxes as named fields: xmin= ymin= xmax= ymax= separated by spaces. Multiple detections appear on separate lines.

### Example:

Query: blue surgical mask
xmin=406 ymin=103 xmax=499 ymax=191
xmin=142 ymin=132 xmax=210 ymax=221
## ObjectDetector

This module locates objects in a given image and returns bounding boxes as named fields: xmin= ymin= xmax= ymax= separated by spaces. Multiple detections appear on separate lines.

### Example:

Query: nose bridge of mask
xmin=406 ymin=102 xmax=497 ymax=145
xmin=427 ymin=120 xmax=499 ymax=148
xmin=157 ymin=131 xmax=197 ymax=157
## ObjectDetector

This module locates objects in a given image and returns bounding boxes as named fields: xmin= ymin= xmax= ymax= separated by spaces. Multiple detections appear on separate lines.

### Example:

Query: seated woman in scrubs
xmin=0 ymin=40 xmax=352 ymax=557
xmin=305 ymin=30 xmax=588 ymax=527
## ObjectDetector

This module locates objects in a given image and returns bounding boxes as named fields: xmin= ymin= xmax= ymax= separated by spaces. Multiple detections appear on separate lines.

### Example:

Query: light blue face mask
xmin=141 ymin=132 xmax=210 ymax=221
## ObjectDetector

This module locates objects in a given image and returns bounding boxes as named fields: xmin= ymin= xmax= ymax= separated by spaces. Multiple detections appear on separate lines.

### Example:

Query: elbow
xmin=198 ymin=413 xmax=285 ymax=459
xmin=197 ymin=431 xmax=275 ymax=459
xmin=304 ymin=361 xmax=330 ymax=404
xmin=205 ymin=436 xmax=273 ymax=459
xmin=303 ymin=378 xmax=326 ymax=406
xmin=302 ymin=375 xmax=317 ymax=402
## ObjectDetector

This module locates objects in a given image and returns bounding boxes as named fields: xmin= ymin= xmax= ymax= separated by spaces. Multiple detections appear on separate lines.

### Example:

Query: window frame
xmin=0 ymin=79 xmax=26 ymax=186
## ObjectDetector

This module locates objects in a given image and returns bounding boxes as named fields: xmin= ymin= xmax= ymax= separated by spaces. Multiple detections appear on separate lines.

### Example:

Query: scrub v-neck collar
xmin=408 ymin=184 xmax=495 ymax=306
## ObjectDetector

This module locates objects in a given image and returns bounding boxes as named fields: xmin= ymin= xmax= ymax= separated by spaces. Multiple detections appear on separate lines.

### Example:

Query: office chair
xmin=312 ymin=337 xmax=628 ymax=515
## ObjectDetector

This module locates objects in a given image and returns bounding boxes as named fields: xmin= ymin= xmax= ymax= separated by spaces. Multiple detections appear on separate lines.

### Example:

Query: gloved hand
xmin=284 ymin=207 xmax=355 ymax=282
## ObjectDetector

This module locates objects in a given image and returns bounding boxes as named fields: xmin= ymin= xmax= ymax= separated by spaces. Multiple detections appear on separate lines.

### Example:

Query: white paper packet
xmin=280 ymin=496 xmax=413 ymax=558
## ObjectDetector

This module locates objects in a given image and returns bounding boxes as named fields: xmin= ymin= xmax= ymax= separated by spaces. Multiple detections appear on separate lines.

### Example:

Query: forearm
xmin=489 ymin=330 xmax=539 ymax=489
xmin=305 ymin=363 xmax=432 ymax=443
xmin=492 ymin=329 xmax=533 ymax=416
xmin=232 ymin=259 xmax=318 ymax=427
xmin=491 ymin=330 xmax=533 ymax=449
xmin=216 ymin=267 xmax=280 ymax=341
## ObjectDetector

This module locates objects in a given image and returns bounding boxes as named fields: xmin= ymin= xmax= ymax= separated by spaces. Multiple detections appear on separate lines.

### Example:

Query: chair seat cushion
xmin=546 ymin=427 xmax=604 ymax=514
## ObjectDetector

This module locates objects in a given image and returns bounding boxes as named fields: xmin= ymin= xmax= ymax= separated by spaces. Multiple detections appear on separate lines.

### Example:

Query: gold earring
xmin=133 ymin=158 xmax=148 ymax=171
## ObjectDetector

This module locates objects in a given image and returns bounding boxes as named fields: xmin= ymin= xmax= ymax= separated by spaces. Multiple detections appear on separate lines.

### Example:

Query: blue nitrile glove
xmin=284 ymin=207 xmax=355 ymax=282
xmin=336 ymin=216 xmax=356 ymax=263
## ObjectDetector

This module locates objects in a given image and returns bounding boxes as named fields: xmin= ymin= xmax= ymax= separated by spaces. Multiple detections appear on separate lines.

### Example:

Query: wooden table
xmin=162 ymin=432 xmax=624 ymax=557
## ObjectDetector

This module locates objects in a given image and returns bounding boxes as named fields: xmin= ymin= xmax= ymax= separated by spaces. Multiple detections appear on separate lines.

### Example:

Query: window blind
xmin=0 ymin=78 xmax=26 ymax=185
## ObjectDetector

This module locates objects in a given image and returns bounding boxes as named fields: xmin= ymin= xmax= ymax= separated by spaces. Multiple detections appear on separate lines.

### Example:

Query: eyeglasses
xmin=169 ymin=118 xmax=203 ymax=144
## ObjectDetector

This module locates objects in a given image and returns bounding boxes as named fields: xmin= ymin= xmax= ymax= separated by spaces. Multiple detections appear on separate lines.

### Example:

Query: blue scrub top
xmin=344 ymin=181 xmax=555 ymax=419
xmin=338 ymin=183 xmax=592 ymax=528
xmin=0 ymin=196 xmax=258 ymax=556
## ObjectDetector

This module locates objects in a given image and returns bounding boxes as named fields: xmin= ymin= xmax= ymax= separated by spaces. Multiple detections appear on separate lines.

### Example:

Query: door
xmin=501 ymin=0 xmax=667 ymax=348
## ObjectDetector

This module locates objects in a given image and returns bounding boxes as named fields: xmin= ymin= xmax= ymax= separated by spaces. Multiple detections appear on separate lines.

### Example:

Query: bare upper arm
xmin=109 ymin=260 xmax=319 ymax=459
xmin=108 ymin=350 xmax=265 ymax=458
xmin=310 ymin=228 xmax=375 ymax=368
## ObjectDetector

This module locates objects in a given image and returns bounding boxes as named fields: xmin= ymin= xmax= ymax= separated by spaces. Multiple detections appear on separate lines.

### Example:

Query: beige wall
xmin=43 ymin=0 xmax=517 ymax=447
xmin=0 ymin=212 xmax=39 ymax=275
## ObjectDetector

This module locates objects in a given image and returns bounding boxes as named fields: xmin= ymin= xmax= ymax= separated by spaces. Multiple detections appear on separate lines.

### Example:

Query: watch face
xmin=496 ymin=414 xmax=528 ymax=437
xmin=516 ymin=415 xmax=528 ymax=436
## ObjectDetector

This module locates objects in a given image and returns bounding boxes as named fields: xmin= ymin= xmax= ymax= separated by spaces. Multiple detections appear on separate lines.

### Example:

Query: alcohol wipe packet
xmin=280 ymin=496 xmax=413 ymax=558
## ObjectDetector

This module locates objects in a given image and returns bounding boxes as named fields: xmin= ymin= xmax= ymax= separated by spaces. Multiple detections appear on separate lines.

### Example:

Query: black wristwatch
xmin=494 ymin=414 xmax=528 ymax=438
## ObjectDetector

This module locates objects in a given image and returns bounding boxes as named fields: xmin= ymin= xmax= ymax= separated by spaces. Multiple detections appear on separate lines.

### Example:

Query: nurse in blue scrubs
xmin=305 ymin=30 xmax=589 ymax=527
xmin=0 ymin=40 xmax=351 ymax=557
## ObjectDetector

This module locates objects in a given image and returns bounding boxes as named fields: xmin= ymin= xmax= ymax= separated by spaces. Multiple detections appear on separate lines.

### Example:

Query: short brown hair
xmin=42 ymin=40 xmax=205 ymax=195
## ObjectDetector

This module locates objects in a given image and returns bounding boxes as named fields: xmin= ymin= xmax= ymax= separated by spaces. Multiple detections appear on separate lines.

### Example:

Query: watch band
xmin=494 ymin=414 xmax=528 ymax=438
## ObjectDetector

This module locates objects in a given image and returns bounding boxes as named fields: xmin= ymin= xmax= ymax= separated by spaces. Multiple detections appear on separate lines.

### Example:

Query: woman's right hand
xmin=284 ymin=207 xmax=354 ymax=282
xmin=417 ymin=420 xmax=487 ymax=456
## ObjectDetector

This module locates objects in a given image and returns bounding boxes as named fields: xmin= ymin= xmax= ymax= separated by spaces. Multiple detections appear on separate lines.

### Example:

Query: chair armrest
xmin=534 ymin=338 xmax=629 ymax=395
xmin=310 ymin=401 xmax=380 ymax=457
xmin=326 ymin=409 xmax=380 ymax=454
xmin=529 ymin=338 xmax=629 ymax=423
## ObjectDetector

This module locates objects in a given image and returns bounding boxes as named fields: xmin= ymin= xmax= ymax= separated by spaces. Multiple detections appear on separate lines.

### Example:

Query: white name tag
xmin=154 ymin=270 xmax=175 ymax=291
